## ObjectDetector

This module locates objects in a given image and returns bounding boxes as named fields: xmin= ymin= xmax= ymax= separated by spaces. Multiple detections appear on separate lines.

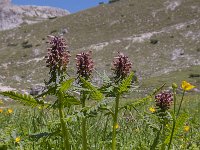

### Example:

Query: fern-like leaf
xmin=122 ymin=96 xmax=152 ymax=111
xmin=80 ymin=77 xmax=104 ymax=101
xmin=0 ymin=91 xmax=45 ymax=107
xmin=59 ymin=78 xmax=75 ymax=92
xmin=120 ymin=84 xmax=165 ymax=111
xmin=164 ymin=113 xmax=188 ymax=144
xmin=63 ymin=94 xmax=80 ymax=106
xmin=118 ymin=72 xmax=134 ymax=94
xmin=35 ymin=86 xmax=56 ymax=98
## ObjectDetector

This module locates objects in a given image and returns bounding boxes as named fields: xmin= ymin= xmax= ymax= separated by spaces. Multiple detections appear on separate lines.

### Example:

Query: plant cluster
xmin=0 ymin=36 xmax=198 ymax=150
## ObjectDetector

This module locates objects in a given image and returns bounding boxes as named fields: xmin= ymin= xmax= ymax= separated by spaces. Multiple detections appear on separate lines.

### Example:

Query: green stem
xmin=112 ymin=94 xmax=120 ymax=150
xmin=161 ymin=124 xmax=166 ymax=149
xmin=58 ymin=96 xmax=70 ymax=150
xmin=167 ymin=119 xmax=175 ymax=150
xmin=150 ymin=125 xmax=162 ymax=150
xmin=177 ymin=90 xmax=185 ymax=116
xmin=81 ymin=92 xmax=87 ymax=150
xmin=103 ymin=116 xmax=109 ymax=141
xmin=173 ymin=89 xmax=176 ymax=115
xmin=168 ymin=88 xmax=177 ymax=150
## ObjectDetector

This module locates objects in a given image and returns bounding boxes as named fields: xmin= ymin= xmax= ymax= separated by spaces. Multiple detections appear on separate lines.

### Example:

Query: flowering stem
xmin=177 ymin=90 xmax=185 ymax=116
xmin=112 ymin=93 xmax=120 ymax=150
xmin=81 ymin=92 xmax=87 ymax=150
xmin=58 ymin=96 xmax=70 ymax=150
xmin=168 ymin=88 xmax=177 ymax=150
xmin=173 ymin=89 xmax=176 ymax=114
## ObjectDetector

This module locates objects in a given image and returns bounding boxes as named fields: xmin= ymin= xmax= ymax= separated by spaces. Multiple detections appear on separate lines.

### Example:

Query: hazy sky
xmin=12 ymin=0 xmax=109 ymax=13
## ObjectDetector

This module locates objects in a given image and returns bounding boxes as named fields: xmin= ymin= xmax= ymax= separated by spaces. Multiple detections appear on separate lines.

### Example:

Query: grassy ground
xmin=0 ymin=93 xmax=199 ymax=149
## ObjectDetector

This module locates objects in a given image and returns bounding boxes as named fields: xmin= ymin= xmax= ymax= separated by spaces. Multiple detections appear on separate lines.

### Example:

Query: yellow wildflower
xmin=149 ymin=107 xmax=156 ymax=113
xmin=184 ymin=125 xmax=190 ymax=132
xmin=15 ymin=137 xmax=20 ymax=143
xmin=181 ymin=81 xmax=195 ymax=91
xmin=0 ymin=109 xmax=3 ymax=113
xmin=8 ymin=109 xmax=13 ymax=114
xmin=114 ymin=124 xmax=120 ymax=129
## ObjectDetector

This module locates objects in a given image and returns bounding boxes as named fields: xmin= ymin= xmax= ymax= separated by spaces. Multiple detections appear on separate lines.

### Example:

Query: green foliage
xmin=118 ymin=72 xmax=134 ymax=94
xmin=80 ymin=77 xmax=104 ymax=101
xmin=121 ymin=84 xmax=165 ymax=111
xmin=165 ymin=113 xmax=189 ymax=144
xmin=122 ymin=96 xmax=152 ymax=111
xmin=108 ymin=0 xmax=120 ymax=4
xmin=21 ymin=40 xmax=33 ymax=48
xmin=59 ymin=78 xmax=75 ymax=92
xmin=63 ymin=94 xmax=80 ymax=106
xmin=0 ymin=94 xmax=199 ymax=149
xmin=0 ymin=91 xmax=45 ymax=107
xmin=35 ymin=86 xmax=57 ymax=98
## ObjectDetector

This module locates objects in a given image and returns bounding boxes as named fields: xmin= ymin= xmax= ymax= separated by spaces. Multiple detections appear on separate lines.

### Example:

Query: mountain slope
xmin=0 ymin=0 xmax=200 ymax=94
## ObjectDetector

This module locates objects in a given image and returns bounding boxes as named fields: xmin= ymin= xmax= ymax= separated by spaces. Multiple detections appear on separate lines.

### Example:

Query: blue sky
xmin=12 ymin=0 xmax=109 ymax=13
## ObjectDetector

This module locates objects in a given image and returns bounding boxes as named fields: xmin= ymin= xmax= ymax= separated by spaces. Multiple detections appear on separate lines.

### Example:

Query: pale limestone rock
xmin=0 ymin=0 xmax=70 ymax=30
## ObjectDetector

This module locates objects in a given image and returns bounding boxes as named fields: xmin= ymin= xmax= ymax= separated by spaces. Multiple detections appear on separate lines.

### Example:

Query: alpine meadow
xmin=0 ymin=0 xmax=200 ymax=149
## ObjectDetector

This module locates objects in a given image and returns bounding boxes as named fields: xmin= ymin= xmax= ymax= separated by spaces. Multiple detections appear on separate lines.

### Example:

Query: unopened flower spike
xmin=155 ymin=91 xmax=173 ymax=111
xmin=45 ymin=35 xmax=71 ymax=73
xmin=112 ymin=52 xmax=132 ymax=80
xmin=45 ymin=35 xmax=71 ymax=84
xmin=76 ymin=50 xmax=94 ymax=80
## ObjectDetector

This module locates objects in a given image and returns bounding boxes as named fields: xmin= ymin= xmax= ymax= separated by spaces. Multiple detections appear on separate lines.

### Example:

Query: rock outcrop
xmin=0 ymin=0 xmax=69 ymax=30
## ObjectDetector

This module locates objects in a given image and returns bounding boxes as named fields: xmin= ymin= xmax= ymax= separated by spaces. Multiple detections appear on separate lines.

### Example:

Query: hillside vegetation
xmin=0 ymin=0 xmax=200 ymax=94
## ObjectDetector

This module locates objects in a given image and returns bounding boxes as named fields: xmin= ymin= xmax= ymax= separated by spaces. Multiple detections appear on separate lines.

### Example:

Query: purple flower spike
xmin=112 ymin=52 xmax=132 ymax=80
xmin=45 ymin=35 xmax=71 ymax=73
xmin=155 ymin=91 xmax=173 ymax=111
xmin=76 ymin=51 xmax=94 ymax=79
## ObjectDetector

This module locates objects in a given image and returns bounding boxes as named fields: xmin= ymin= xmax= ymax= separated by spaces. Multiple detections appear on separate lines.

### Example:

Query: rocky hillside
xmin=0 ymin=0 xmax=69 ymax=30
xmin=0 ymin=0 xmax=200 ymax=96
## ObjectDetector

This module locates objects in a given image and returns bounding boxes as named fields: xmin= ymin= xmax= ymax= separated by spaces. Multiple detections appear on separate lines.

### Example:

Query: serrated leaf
xmin=120 ymin=84 xmax=165 ymax=111
xmin=35 ymin=86 xmax=56 ymax=98
xmin=59 ymin=78 xmax=75 ymax=92
xmin=118 ymin=72 xmax=134 ymax=94
xmin=29 ymin=132 xmax=52 ymax=141
xmin=63 ymin=94 xmax=80 ymax=106
xmin=164 ymin=113 xmax=188 ymax=144
xmin=80 ymin=77 xmax=104 ymax=101
xmin=96 ymin=70 xmax=111 ymax=84
xmin=0 ymin=91 xmax=45 ymax=107
xmin=121 ymin=96 xmax=152 ymax=111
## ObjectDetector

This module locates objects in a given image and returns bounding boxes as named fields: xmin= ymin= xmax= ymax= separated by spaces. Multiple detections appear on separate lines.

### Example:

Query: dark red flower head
xmin=112 ymin=52 xmax=132 ymax=80
xmin=155 ymin=91 xmax=173 ymax=111
xmin=76 ymin=51 xmax=94 ymax=80
xmin=45 ymin=35 xmax=71 ymax=73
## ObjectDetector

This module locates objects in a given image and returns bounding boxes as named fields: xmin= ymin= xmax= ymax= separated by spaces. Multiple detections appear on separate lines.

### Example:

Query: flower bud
xmin=172 ymin=83 xmax=178 ymax=89
xmin=45 ymin=35 xmax=71 ymax=73
xmin=112 ymin=52 xmax=132 ymax=80
xmin=155 ymin=91 xmax=173 ymax=111
xmin=76 ymin=51 xmax=94 ymax=80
